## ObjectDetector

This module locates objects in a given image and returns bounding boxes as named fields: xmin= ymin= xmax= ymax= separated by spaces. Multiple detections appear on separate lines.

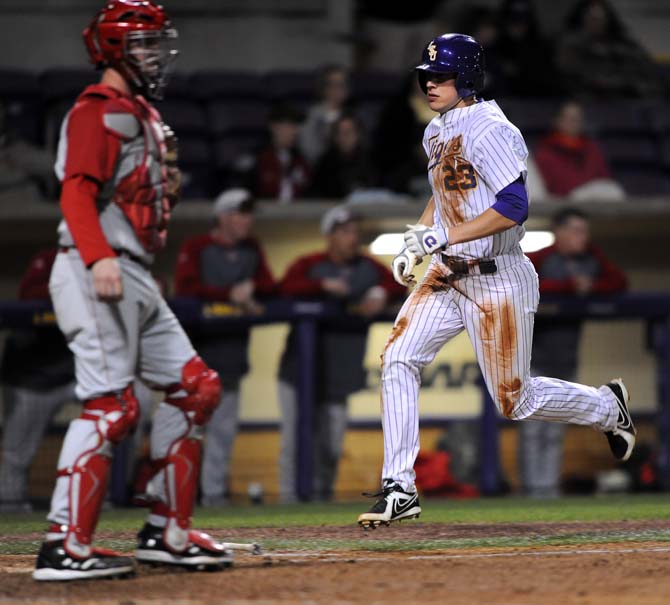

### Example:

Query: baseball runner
xmin=358 ymin=34 xmax=636 ymax=529
xmin=34 ymin=1 xmax=233 ymax=581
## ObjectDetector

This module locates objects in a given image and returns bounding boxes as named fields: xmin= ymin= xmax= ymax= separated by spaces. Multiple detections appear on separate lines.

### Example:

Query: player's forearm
xmin=417 ymin=196 xmax=435 ymax=227
xmin=448 ymin=208 xmax=516 ymax=246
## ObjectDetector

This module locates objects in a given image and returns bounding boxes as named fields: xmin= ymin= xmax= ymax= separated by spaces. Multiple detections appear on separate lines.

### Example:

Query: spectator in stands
xmin=534 ymin=100 xmax=624 ymax=200
xmin=299 ymin=65 xmax=352 ymax=165
xmin=519 ymin=207 xmax=627 ymax=498
xmin=0 ymin=100 xmax=55 ymax=205
xmin=253 ymin=102 xmax=311 ymax=202
xmin=373 ymin=74 xmax=434 ymax=196
xmin=557 ymin=0 xmax=663 ymax=98
xmin=277 ymin=205 xmax=405 ymax=502
xmin=174 ymin=189 xmax=276 ymax=506
xmin=309 ymin=114 xmax=374 ymax=199
xmin=490 ymin=0 xmax=564 ymax=96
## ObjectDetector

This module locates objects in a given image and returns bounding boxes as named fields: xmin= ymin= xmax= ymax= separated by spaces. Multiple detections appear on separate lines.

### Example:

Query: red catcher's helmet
xmin=83 ymin=0 xmax=178 ymax=100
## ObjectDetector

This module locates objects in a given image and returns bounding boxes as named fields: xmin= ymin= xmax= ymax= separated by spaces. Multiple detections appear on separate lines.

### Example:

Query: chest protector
xmin=100 ymin=93 xmax=172 ymax=252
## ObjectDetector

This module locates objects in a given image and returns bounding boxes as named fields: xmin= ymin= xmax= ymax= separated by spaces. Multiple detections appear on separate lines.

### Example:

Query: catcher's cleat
xmin=135 ymin=523 xmax=233 ymax=570
xmin=604 ymin=378 xmax=637 ymax=461
xmin=357 ymin=481 xmax=421 ymax=529
xmin=33 ymin=540 xmax=136 ymax=581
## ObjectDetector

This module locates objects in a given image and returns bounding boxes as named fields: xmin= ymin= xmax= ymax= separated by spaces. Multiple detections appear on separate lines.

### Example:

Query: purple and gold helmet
xmin=415 ymin=33 xmax=485 ymax=98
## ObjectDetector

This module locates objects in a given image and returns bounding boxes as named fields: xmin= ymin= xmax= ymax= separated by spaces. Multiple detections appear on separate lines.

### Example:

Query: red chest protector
xmin=95 ymin=88 xmax=172 ymax=252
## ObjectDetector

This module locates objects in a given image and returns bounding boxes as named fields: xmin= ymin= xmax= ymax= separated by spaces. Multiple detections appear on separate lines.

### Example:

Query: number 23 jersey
xmin=423 ymin=100 xmax=529 ymax=260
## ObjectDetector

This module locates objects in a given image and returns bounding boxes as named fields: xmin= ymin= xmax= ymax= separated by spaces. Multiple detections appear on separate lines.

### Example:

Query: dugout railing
xmin=1 ymin=293 xmax=669 ymax=501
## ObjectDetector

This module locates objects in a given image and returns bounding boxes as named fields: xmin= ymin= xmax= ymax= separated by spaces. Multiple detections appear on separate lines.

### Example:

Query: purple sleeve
xmin=491 ymin=176 xmax=528 ymax=224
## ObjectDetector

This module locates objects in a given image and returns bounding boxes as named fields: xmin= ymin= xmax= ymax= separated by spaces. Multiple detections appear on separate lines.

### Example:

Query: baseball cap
xmin=321 ymin=205 xmax=355 ymax=235
xmin=213 ymin=188 xmax=255 ymax=215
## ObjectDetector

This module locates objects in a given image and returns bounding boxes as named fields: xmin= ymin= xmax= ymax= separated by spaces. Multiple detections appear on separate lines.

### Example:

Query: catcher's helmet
xmin=415 ymin=33 xmax=485 ymax=98
xmin=83 ymin=0 xmax=178 ymax=100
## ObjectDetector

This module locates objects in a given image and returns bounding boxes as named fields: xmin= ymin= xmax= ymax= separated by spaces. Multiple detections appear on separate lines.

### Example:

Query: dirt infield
xmin=2 ymin=521 xmax=670 ymax=604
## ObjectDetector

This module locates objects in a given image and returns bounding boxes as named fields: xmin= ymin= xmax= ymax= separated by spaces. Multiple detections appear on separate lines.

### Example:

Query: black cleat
xmin=604 ymin=378 xmax=636 ymax=461
xmin=135 ymin=523 xmax=233 ymax=571
xmin=33 ymin=540 xmax=136 ymax=581
xmin=357 ymin=481 xmax=421 ymax=529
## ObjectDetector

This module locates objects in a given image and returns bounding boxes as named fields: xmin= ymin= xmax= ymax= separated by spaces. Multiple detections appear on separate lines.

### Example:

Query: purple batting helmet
xmin=415 ymin=33 xmax=485 ymax=98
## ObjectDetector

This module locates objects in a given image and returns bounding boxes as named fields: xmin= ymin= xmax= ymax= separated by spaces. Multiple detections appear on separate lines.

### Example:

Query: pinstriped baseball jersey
xmin=375 ymin=98 xmax=623 ymax=493
xmin=423 ymin=100 xmax=528 ymax=259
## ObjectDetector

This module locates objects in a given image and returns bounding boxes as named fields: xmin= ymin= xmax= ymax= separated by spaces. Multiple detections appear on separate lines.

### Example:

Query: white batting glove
xmin=404 ymin=224 xmax=449 ymax=258
xmin=392 ymin=248 xmax=421 ymax=287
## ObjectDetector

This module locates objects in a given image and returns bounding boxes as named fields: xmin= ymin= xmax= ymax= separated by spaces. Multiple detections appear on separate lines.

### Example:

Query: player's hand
xmin=230 ymin=279 xmax=255 ymax=305
xmin=357 ymin=286 xmax=388 ymax=318
xmin=392 ymin=248 xmax=421 ymax=287
xmin=404 ymin=224 xmax=449 ymax=258
xmin=322 ymin=277 xmax=350 ymax=298
xmin=91 ymin=257 xmax=123 ymax=302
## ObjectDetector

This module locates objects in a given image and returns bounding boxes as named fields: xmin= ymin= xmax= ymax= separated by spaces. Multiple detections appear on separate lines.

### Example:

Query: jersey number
xmin=443 ymin=164 xmax=477 ymax=191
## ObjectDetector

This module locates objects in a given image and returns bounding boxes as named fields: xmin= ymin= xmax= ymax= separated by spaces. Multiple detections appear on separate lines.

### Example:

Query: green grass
xmin=2 ymin=494 xmax=669 ymax=556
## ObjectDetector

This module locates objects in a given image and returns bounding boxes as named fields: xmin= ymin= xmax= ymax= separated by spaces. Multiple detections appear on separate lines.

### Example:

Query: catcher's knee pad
xmin=82 ymin=385 xmax=140 ymax=443
xmin=166 ymin=356 xmax=222 ymax=425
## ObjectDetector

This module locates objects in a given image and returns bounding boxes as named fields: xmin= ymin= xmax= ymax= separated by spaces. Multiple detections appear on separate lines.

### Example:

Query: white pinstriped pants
xmin=381 ymin=253 xmax=619 ymax=491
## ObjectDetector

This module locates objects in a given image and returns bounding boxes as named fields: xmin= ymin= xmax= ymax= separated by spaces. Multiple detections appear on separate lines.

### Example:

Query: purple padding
xmin=492 ymin=176 xmax=528 ymax=224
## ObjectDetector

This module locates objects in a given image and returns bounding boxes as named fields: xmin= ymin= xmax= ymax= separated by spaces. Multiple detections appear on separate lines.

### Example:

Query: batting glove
xmin=392 ymin=247 xmax=421 ymax=287
xmin=404 ymin=224 xmax=449 ymax=258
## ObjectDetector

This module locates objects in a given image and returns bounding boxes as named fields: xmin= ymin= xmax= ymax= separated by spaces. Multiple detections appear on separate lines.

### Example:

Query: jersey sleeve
xmin=62 ymin=98 xmax=121 ymax=184
xmin=58 ymin=97 xmax=122 ymax=266
xmin=471 ymin=123 xmax=529 ymax=194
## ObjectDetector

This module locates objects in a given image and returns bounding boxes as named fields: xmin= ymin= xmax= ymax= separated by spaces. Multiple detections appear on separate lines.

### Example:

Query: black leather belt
xmin=59 ymin=246 xmax=150 ymax=270
xmin=441 ymin=254 xmax=497 ymax=276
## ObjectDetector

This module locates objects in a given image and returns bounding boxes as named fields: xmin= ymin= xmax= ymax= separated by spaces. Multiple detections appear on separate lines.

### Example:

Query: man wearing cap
xmin=175 ymin=188 xmax=276 ymax=505
xmin=277 ymin=205 xmax=405 ymax=502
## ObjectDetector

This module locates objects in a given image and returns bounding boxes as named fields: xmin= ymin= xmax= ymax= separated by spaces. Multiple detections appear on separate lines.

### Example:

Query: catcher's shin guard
xmin=57 ymin=386 xmax=139 ymax=559
xmin=151 ymin=356 xmax=221 ymax=551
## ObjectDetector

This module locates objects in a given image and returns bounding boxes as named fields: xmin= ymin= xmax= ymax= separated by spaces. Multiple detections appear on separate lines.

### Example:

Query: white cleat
xmin=357 ymin=481 xmax=421 ymax=529
xmin=604 ymin=378 xmax=637 ymax=462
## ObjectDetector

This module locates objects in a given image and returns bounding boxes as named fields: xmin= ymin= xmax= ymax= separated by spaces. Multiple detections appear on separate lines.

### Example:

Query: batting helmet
xmin=415 ymin=33 xmax=485 ymax=98
xmin=83 ymin=0 xmax=178 ymax=100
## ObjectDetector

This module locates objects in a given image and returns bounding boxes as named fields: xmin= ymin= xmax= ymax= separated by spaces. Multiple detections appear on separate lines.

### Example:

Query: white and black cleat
xmin=604 ymin=378 xmax=637 ymax=461
xmin=135 ymin=523 xmax=233 ymax=571
xmin=33 ymin=540 xmax=136 ymax=581
xmin=357 ymin=481 xmax=421 ymax=529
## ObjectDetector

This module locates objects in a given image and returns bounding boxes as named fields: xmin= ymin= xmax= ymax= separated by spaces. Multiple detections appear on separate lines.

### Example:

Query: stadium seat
xmin=190 ymin=71 xmax=264 ymax=100
xmin=496 ymin=98 xmax=561 ymax=136
xmin=615 ymin=165 xmax=670 ymax=196
xmin=40 ymin=68 xmax=98 ymax=102
xmin=351 ymin=70 xmax=405 ymax=101
xmin=263 ymin=71 xmax=316 ymax=102
xmin=602 ymin=134 xmax=660 ymax=166
xmin=163 ymin=72 xmax=193 ymax=99
xmin=207 ymin=100 xmax=269 ymax=136
xmin=155 ymin=99 xmax=207 ymax=135
xmin=0 ymin=69 xmax=43 ymax=144
xmin=584 ymin=101 xmax=654 ymax=136
xmin=213 ymin=134 xmax=264 ymax=170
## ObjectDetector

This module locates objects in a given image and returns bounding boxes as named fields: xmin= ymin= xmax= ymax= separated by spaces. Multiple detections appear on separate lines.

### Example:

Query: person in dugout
xmin=277 ymin=205 xmax=406 ymax=502
xmin=174 ymin=188 xmax=276 ymax=506
xmin=519 ymin=207 xmax=628 ymax=498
